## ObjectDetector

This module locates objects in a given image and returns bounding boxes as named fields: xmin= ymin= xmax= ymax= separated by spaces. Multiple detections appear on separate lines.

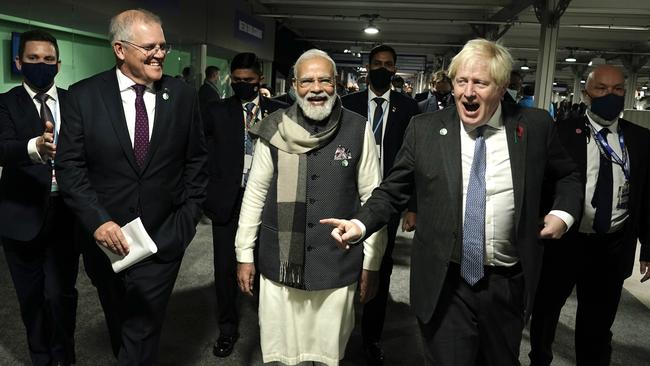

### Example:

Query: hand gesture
xmin=319 ymin=218 xmax=363 ymax=249
xmin=36 ymin=121 xmax=56 ymax=161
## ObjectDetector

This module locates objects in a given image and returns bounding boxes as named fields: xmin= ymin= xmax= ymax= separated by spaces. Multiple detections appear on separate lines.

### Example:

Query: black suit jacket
xmin=198 ymin=81 xmax=220 ymax=111
xmin=56 ymin=69 xmax=208 ymax=261
xmin=341 ymin=89 xmax=419 ymax=177
xmin=202 ymin=95 xmax=287 ymax=224
xmin=354 ymin=102 xmax=582 ymax=323
xmin=0 ymin=85 xmax=67 ymax=241
xmin=414 ymin=90 xmax=430 ymax=103
xmin=554 ymin=117 xmax=650 ymax=277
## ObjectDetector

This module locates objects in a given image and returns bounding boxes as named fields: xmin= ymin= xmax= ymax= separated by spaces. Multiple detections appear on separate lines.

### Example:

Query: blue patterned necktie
xmin=372 ymin=97 xmax=385 ymax=145
xmin=592 ymin=128 xmax=613 ymax=234
xmin=132 ymin=84 xmax=149 ymax=167
xmin=462 ymin=125 xmax=486 ymax=286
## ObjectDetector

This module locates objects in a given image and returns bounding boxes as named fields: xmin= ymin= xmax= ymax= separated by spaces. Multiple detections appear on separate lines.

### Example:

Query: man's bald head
xmin=585 ymin=65 xmax=625 ymax=97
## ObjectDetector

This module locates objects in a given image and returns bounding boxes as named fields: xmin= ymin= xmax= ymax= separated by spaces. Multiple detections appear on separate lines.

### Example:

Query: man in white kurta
xmin=235 ymin=49 xmax=386 ymax=365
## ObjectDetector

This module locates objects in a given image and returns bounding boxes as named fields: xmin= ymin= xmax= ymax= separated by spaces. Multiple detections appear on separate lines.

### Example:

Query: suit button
xmin=311 ymin=174 xmax=319 ymax=180
xmin=307 ymin=246 xmax=313 ymax=251
xmin=309 ymin=198 xmax=316 ymax=204
xmin=307 ymin=223 xmax=314 ymax=228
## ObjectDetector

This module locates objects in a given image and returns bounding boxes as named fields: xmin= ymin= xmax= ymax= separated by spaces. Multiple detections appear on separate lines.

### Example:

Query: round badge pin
xmin=440 ymin=128 xmax=448 ymax=136
xmin=162 ymin=92 xmax=169 ymax=100
xmin=575 ymin=128 xmax=582 ymax=134
xmin=342 ymin=160 xmax=349 ymax=167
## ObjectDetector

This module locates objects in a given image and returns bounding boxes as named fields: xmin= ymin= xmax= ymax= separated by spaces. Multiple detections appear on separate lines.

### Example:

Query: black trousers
xmin=2 ymin=196 xmax=79 ymax=366
xmin=361 ymin=214 xmax=400 ymax=344
xmin=82 ymin=239 xmax=182 ymax=366
xmin=529 ymin=230 xmax=626 ymax=366
xmin=211 ymin=189 xmax=244 ymax=337
xmin=419 ymin=263 xmax=525 ymax=366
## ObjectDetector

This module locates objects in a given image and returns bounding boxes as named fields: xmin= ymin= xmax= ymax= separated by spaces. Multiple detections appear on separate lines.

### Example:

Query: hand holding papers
xmin=97 ymin=217 xmax=158 ymax=273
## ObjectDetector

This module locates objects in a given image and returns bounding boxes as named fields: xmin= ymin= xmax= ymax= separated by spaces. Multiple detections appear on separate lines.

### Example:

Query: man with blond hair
xmin=56 ymin=9 xmax=207 ymax=365
xmin=322 ymin=39 xmax=582 ymax=366
xmin=235 ymin=49 xmax=386 ymax=365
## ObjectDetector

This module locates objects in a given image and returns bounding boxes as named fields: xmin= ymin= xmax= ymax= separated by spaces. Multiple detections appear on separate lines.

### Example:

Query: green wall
xmin=1 ymin=16 xmax=200 ymax=92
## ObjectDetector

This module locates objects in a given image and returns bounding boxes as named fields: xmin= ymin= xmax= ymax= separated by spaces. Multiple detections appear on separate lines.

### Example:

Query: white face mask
xmin=506 ymin=88 xmax=518 ymax=100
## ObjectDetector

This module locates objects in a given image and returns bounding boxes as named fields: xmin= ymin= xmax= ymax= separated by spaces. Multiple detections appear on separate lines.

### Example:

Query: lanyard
xmin=588 ymin=123 xmax=629 ymax=180
xmin=368 ymin=99 xmax=388 ymax=137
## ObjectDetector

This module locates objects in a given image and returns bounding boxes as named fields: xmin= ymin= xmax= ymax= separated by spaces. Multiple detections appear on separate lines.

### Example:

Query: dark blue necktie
xmin=132 ymin=84 xmax=149 ymax=167
xmin=372 ymin=97 xmax=385 ymax=145
xmin=462 ymin=126 xmax=486 ymax=286
xmin=592 ymin=128 xmax=613 ymax=234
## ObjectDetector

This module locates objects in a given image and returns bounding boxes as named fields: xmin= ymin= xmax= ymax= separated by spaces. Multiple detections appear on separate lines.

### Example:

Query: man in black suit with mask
xmin=529 ymin=64 xmax=650 ymax=366
xmin=56 ymin=9 xmax=207 ymax=365
xmin=202 ymin=52 xmax=287 ymax=358
xmin=0 ymin=29 xmax=79 ymax=366
xmin=341 ymin=44 xmax=419 ymax=365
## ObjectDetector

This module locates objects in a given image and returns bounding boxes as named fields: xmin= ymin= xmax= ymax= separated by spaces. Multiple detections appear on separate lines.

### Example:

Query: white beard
xmin=297 ymin=91 xmax=337 ymax=121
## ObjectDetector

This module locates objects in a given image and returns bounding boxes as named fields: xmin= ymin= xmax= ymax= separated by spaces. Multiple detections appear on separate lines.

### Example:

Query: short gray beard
xmin=297 ymin=91 xmax=337 ymax=121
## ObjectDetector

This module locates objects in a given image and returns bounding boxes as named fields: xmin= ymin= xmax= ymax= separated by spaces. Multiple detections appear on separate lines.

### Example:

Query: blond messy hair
xmin=448 ymin=38 xmax=513 ymax=89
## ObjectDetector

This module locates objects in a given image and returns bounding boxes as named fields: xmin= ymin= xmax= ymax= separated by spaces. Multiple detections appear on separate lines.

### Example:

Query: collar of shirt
xmin=241 ymin=95 xmax=261 ymax=109
xmin=461 ymin=103 xmax=503 ymax=134
xmin=586 ymin=112 xmax=619 ymax=135
xmin=368 ymin=87 xmax=390 ymax=104
xmin=23 ymin=82 xmax=58 ymax=103
xmin=116 ymin=68 xmax=154 ymax=93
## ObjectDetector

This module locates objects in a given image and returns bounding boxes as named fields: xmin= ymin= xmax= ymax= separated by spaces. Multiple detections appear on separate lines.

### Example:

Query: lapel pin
xmin=439 ymin=128 xmax=448 ymax=136
xmin=575 ymin=128 xmax=582 ymax=134
xmin=341 ymin=160 xmax=349 ymax=167
xmin=162 ymin=92 xmax=169 ymax=100
xmin=391 ymin=106 xmax=397 ymax=113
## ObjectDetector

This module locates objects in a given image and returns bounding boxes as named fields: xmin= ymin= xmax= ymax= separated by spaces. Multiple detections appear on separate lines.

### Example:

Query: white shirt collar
xmin=368 ymin=87 xmax=390 ymax=102
xmin=586 ymin=111 xmax=618 ymax=134
xmin=462 ymin=103 xmax=503 ymax=133
xmin=241 ymin=95 xmax=260 ymax=108
xmin=23 ymin=82 xmax=58 ymax=102
xmin=116 ymin=68 xmax=153 ymax=93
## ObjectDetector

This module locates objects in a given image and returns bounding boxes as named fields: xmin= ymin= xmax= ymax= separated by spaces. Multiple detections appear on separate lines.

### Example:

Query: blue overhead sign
xmin=234 ymin=10 xmax=264 ymax=43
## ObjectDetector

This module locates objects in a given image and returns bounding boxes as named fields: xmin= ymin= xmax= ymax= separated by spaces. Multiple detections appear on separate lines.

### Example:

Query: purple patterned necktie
xmin=133 ymin=84 xmax=149 ymax=167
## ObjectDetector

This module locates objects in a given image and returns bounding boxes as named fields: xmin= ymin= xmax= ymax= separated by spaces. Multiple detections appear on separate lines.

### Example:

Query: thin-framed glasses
xmin=120 ymin=40 xmax=172 ymax=55
xmin=295 ymin=77 xmax=335 ymax=88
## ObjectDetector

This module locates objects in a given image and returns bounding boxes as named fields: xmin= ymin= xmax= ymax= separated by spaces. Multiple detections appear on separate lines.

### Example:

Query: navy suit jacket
xmin=0 ymin=85 xmax=67 ymax=241
xmin=56 ymin=69 xmax=208 ymax=261
xmin=202 ymin=95 xmax=287 ymax=224
xmin=355 ymin=102 xmax=583 ymax=322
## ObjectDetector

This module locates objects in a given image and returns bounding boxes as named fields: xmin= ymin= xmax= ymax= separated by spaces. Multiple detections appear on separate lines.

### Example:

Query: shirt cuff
xmin=27 ymin=137 xmax=46 ymax=164
xmin=548 ymin=210 xmax=575 ymax=232
xmin=350 ymin=219 xmax=367 ymax=243
xmin=235 ymin=248 xmax=255 ymax=263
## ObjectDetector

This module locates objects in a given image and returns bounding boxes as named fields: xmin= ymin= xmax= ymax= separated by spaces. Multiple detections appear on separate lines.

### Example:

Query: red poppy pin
xmin=515 ymin=125 xmax=524 ymax=143
xmin=575 ymin=128 xmax=582 ymax=134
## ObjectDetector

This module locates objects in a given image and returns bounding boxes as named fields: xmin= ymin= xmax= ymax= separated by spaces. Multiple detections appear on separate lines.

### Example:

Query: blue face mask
xmin=21 ymin=62 xmax=58 ymax=90
xmin=588 ymin=93 xmax=624 ymax=121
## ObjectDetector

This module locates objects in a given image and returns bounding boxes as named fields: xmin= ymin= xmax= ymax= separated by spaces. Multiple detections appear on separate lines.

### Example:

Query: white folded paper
xmin=97 ymin=217 xmax=158 ymax=273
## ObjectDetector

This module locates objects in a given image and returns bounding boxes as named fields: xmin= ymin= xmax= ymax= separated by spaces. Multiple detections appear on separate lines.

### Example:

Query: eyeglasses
xmin=295 ymin=77 xmax=335 ymax=88
xmin=120 ymin=40 xmax=172 ymax=55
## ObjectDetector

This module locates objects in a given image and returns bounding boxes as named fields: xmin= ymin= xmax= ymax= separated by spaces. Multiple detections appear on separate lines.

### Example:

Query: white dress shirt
xmin=367 ymin=88 xmax=391 ymax=175
xmin=578 ymin=115 xmax=628 ymax=233
xmin=115 ymin=68 xmax=156 ymax=145
xmin=26 ymin=83 xmax=61 ymax=163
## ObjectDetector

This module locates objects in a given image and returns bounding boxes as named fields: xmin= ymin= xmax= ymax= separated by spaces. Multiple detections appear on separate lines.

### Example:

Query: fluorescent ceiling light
xmin=364 ymin=22 xmax=380 ymax=34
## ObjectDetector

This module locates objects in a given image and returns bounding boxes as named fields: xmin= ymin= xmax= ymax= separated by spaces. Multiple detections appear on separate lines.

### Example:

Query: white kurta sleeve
xmin=357 ymin=121 xmax=387 ymax=271
xmin=235 ymin=138 xmax=274 ymax=263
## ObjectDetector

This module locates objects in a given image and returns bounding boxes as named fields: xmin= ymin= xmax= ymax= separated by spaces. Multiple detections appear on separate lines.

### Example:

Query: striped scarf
xmin=249 ymin=97 xmax=342 ymax=287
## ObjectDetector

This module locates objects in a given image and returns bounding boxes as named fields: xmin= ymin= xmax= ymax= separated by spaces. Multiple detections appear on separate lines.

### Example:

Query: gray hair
xmin=109 ymin=9 xmax=162 ymax=44
xmin=292 ymin=49 xmax=338 ymax=79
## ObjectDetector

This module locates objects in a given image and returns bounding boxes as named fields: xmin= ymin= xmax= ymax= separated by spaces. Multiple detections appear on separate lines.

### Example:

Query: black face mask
xmin=588 ymin=93 xmax=624 ymax=121
xmin=231 ymin=82 xmax=259 ymax=101
xmin=21 ymin=62 xmax=58 ymax=90
xmin=368 ymin=67 xmax=394 ymax=91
